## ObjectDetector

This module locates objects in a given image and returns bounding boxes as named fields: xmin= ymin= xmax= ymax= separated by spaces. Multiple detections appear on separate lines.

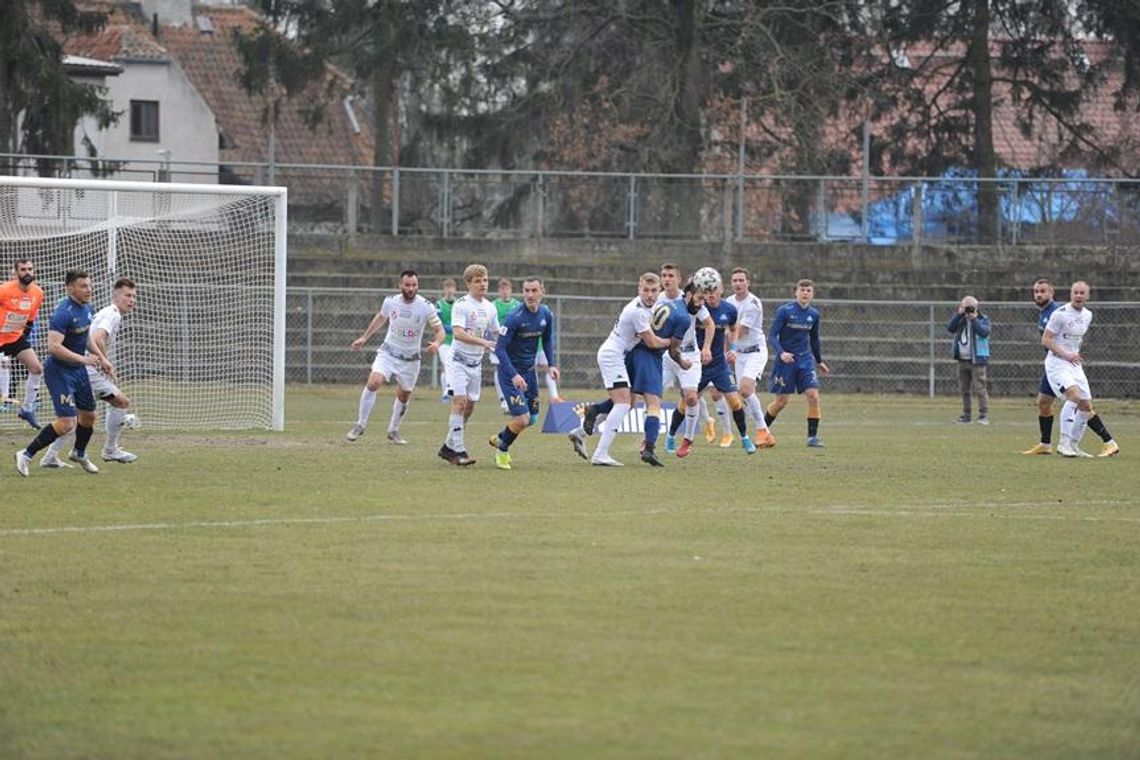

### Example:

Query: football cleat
xmin=494 ymin=451 xmax=511 ymax=470
xmin=664 ymin=435 xmax=677 ymax=454
xmin=806 ymin=436 xmax=826 ymax=448
xmin=590 ymin=453 xmax=624 ymax=467
xmin=718 ymin=432 xmax=734 ymax=448
xmin=756 ymin=430 xmax=777 ymax=449
xmin=346 ymin=424 xmax=365 ymax=442
xmin=437 ymin=444 xmax=458 ymax=463
xmin=14 ymin=449 xmax=31 ymax=477
xmin=741 ymin=436 xmax=757 ymax=454
xmin=1021 ymin=443 xmax=1052 ymax=455
xmin=386 ymin=430 xmax=409 ymax=445
xmin=955 ymin=415 xmax=971 ymax=424
xmin=582 ymin=404 xmax=600 ymax=436
xmin=1057 ymin=444 xmax=1092 ymax=458
xmin=453 ymin=450 xmax=476 ymax=466
xmin=640 ymin=446 xmax=664 ymax=467
xmin=976 ymin=416 xmax=990 ymax=426
xmin=568 ymin=431 xmax=588 ymax=460
xmin=703 ymin=419 xmax=717 ymax=443
xmin=488 ymin=434 xmax=502 ymax=450
xmin=17 ymin=408 xmax=40 ymax=430
xmin=40 ymin=453 xmax=75 ymax=468
xmin=68 ymin=452 xmax=99 ymax=474
xmin=1098 ymin=441 xmax=1120 ymax=458
xmin=101 ymin=448 xmax=138 ymax=463
xmin=676 ymin=438 xmax=693 ymax=458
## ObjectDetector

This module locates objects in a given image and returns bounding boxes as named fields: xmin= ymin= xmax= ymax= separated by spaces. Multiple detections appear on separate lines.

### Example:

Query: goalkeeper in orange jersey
xmin=0 ymin=258 xmax=46 ymax=429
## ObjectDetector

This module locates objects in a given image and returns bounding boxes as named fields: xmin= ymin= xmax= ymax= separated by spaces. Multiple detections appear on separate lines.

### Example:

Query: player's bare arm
xmin=351 ymin=311 xmax=388 ymax=350
xmin=1042 ymin=329 xmax=1080 ymax=364
xmin=453 ymin=325 xmax=495 ymax=351
xmin=88 ymin=327 xmax=116 ymax=378
xmin=668 ymin=337 xmax=691 ymax=370
xmin=700 ymin=314 xmax=715 ymax=364
xmin=423 ymin=319 xmax=445 ymax=355
xmin=637 ymin=329 xmax=670 ymax=350
xmin=48 ymin=330 xmax=99 ymax=367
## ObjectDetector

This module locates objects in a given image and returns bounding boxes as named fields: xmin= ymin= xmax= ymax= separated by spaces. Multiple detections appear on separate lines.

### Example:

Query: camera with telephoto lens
xmin=964 ymin=305 xmax=976 ymax=314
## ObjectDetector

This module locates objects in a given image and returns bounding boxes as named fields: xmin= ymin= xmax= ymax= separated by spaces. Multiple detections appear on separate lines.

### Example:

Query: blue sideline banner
xmin=542 ymin=401 xmax=678 ymax=434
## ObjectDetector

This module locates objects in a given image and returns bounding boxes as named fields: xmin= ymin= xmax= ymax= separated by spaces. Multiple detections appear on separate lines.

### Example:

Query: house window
xmin=130 ymin=100 xmax=159 ymax=142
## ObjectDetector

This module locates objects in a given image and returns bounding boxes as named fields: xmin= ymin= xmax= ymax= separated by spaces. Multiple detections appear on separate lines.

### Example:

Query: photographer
xmin=947 ymin=295 xmax=991 ymax=424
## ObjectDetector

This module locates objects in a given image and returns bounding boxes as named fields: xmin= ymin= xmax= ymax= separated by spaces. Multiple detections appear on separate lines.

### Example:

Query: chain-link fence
xmin=5 ymin=153 xmax=1138 ymax=245
xmin=286 ymin=290 xmax=1140 ymax=399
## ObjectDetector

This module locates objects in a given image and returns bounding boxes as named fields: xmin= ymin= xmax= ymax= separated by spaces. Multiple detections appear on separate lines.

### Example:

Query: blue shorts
xmin=1037 ymin=372 xmax=1057 ymax=398
xmin=43 ymin=356 xmax=95 ymax=417
xmin=699 ymin=362 xmax=738 ymax=394
xmin=626 ymin=347 xmax=664 ymax=397
xmin=769 ymin=358 xmax=819 ymax=395
xmin=499 ymin=367 xmax=540 ymax=418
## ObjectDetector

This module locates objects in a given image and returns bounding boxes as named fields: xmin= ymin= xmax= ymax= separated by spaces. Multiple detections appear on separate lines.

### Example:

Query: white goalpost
xmin=0 ymin=176 xmax=287 ymax=431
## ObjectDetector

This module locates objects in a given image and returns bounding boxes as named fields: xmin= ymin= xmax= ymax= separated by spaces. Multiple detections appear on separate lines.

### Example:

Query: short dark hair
xmin=523 ymin=276 xmax=544 ymax=288
xmin=731 ymin=267 xmax=750 ymax=280
xmin=660 ymin=263 xmax=681 ymax=276
xmin=399 ymin=269 xmax=418 ymax=280
xmin=796 ymin=278 xmax=815 ymax=290
xmin=498 ymin=277 xmax=512 ymax=288
xmin=1034 ymin=277 xmax=1052 ymax=287
xmin=113 ymin=277 xmax=136 ymax=290
xmin=65 ymin=270 xmax=89 ymax=285
xmin=14 ymin=257 xmax=33 ymax=268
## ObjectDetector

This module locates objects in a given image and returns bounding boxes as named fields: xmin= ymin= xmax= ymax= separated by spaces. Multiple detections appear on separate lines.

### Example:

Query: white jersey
xmin=380 ymin=294 xmax=441 ymax=355
xmin=730 ymin=291 xmax=765 ymax=349
xmin=1044 ymin=303 xmax=1093 ymax=363
xmin=601 ymin=296 xmax=654 ymax=354
xmin=86 ymin=304 xmax=124 ymax=380
xmin=656 ymin=291 xmax=710 ymax=349
xmin=450 ymin=294 xmax=499 ymax=362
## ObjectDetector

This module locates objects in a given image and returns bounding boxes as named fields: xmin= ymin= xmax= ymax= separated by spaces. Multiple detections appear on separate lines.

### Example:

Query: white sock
xmin=1059 ymin=400 xmax=1077 ymax=446
xmin=494 ymin=373 xmax=506 ymax=403
xmin=357 ymin=388 xmax=377 ymax=427
xmin=44 ymin=431 xmax=72 ymax=460
xmin=105 ymin=407 xmax=126 ymax=451
xmin=683 ymin=401 xmax=700 ymax=440
xmin=0 ymin=357 xmax=10 ymax=400
xmin=594 ymin=402 xmax=630 ymax=458
xmin=22 ymin=372 xmax=41 ymax=411
xmin=1072 ymin=409 xmax=1090 ymax=448
xmin=699 ymin=396 xmax=712 ymax=423
xmin=446 ymin=412 xmax=466 ymax=451
xmin=545 ymin=371 xmax=560 ymax=399
xmin=439 ymin=370 xmax=447 ymax=394
xmin=388 ymin=398 xmax=408 ymax=433
xmin=745 ymin=394 xmax=768 ymax=431
xmin=715 ymin=397 xmax=730 ymax=432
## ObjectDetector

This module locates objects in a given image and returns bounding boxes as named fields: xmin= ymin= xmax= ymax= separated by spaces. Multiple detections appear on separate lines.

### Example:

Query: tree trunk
xmin=967 ymin=0 xmax=998 ymax=244
xmin=370 ymin=57 xmax=395 ymax=233
xmin=667 ymin=0 xmax=705 ymax=235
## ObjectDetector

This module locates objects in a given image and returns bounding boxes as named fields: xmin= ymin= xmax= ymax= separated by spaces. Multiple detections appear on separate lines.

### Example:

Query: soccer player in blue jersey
xmin=488 ymin=277 xmax=560 ymax=470
xmin=14 ymin=270 xmax=111 ymax=476
xmin=765 ymin=279 xmax=830 ymax=447
xmin=625 ymin=286 xmax=697 ymax=466
xmin=695 ymin=283 xmax=756 ymax=454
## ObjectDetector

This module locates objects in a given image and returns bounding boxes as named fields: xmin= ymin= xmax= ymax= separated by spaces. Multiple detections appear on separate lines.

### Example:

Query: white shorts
xmin=734 ymin=347 xmax=769 ymax=383
xmin=1045 ymin=359 xmax=1091 ymax=400
xmin=597 ymin=345 xmax=630 ymax=389
xmin=370 ymin=350 xmax=421 ymax=392
xmin=535 ymin=350 xmax=549 ymax=368
xmin=437 ymin=343 xmax=453 ymax=368
xmin=663 ymin=350 xmax=701 ymax=390
xmin=445 ymin=356 xmax=483 ymax=400
xmin=87 ymin=371 xmax=122 ymax=400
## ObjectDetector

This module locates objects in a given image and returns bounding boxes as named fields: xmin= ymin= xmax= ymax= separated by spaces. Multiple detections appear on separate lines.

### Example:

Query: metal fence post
xmin=441 ymin=169 xmax=452 ymax=238
xmin=391 ymin=167 xmax=400 ymax=236
xmin=305 ymin=288 xmax=314 ymax=385
xmin=554 ymin=295 xmax=563 ymax=366
xmin=626 ymin=174 xmax=637 ymax=240
xmin=928 ymin=303 xmax=936 ymax=398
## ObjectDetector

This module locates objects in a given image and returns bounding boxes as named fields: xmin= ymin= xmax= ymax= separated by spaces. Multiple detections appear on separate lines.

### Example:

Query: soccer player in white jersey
xmin=569 ymin=272 xmax=671 ymax=466
xmin=41 ymin=277 xmax=140 ymax=467
xmin=728 ymin=267 xmax=776 ymax=449
xmin=658 ymin=263 xmax=713 ymax=457
xmin=438 ymin=263 xmax=500 ymax=466
xmin=1041 ymin=280 xmax=1119 ymax=458
xmin=347 ymin=270 xmax=444 ymax=445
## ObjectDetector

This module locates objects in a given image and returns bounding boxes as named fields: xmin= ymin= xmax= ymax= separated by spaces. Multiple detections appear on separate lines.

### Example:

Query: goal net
xmin=0 ymin=176 xmax=286 ymax=431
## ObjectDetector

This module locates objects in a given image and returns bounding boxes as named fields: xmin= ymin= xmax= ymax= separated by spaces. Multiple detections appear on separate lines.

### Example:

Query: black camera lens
xmin=964 ymin=306 xmax=976 ymax=313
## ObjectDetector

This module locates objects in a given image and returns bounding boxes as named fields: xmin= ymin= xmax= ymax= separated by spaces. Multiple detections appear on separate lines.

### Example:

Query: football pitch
xmin=3 ymin=387 xmax=1138 ymax=759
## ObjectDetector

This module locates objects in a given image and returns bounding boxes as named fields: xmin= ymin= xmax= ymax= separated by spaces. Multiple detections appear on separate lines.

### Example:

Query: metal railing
xmin=287 ymin=289 xmax=1140 ymax=398
xmin=4 ymin=153 xmax=1137 ymax=245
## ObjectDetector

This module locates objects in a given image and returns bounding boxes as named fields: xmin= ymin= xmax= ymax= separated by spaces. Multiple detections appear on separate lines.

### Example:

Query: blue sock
xmin=498 ymin=427 xmax=518 ymax=451
xmin=593 ymin=398 xmax=615 ymax=416
xmin=644 ymin=415 xmax=660 ymax=446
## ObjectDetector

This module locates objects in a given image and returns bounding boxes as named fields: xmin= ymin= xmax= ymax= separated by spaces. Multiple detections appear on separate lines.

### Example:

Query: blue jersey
xmin=695 ymin=299 xmax=738 ymax=366
xmin=48 ymin=296 xmax=93 ymax=366
xmin=769 ymin=301 xmax=822 ymax=363
xmin=1037 ymin=301 xmax=1060 ymax=335
xmin=494 ymin=303 xmax=554 ymax=376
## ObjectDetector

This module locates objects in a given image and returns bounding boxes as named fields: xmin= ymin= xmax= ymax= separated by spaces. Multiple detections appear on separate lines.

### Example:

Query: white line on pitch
xmin=1 ymin=500 xmax=1137 ymax=536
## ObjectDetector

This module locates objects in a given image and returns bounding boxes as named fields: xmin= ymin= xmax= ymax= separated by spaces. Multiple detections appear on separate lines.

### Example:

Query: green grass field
xmin=3 ymin=387 xmax=1139 ymax=759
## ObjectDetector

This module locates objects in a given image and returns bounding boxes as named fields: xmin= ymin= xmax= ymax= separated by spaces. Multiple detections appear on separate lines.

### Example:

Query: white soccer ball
xmin=692 ymin=267 xmax=722 ymax=293
xmin=123 ymin=413 xmax=141 ymax=430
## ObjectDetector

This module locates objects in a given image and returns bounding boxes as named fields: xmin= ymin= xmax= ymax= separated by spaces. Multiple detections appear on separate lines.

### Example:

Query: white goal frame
xmin=0 ymin=175 xmax=287 ymax=431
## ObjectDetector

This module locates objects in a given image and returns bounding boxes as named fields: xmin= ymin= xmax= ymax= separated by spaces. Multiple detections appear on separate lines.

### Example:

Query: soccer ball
xmin=123 ymin=413 xmax=141 ymax=430
xmin=692 ymin=267 xmax=722 ymax=293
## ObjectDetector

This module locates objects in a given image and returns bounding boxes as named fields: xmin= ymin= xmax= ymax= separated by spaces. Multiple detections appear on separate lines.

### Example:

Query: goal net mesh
xmin=0 ymin=180 xmax=283 ymax=430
